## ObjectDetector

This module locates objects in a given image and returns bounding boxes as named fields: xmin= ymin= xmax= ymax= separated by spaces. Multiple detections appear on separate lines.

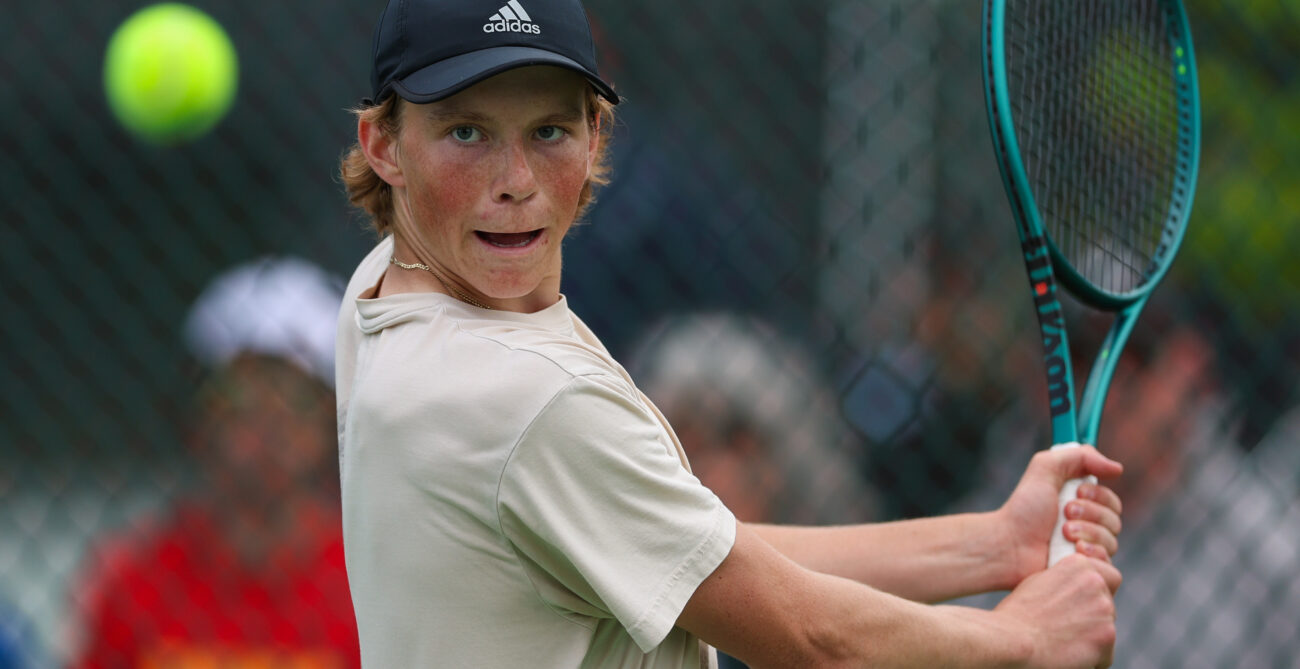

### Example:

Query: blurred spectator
xmin=629 ymin=312 xmax=877 ymax=527
xmin=953 ymin=311 xmax=1300 ymax=667
xmin=67 ymin=258 xmax=360 ymax=668
xmin=840 ymin=238 xmax=1033 ymax=520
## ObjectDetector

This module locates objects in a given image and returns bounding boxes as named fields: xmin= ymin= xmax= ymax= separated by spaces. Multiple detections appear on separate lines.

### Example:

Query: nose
xmin=495 ymin=139 xmax=538 ymax=203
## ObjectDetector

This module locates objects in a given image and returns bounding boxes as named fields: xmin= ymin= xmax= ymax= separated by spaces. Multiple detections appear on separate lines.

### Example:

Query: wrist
xmin=986 ymin=508 xmax=1034 ymax=591
xmin=992 ymin=611 xmax=1035 ymax=669
xmin=936 ymin=605 xmax=1034 ymax=668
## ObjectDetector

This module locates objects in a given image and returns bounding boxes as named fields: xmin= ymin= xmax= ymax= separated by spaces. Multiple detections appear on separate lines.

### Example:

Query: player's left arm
xmin=748 ymin=445 xmax=1123 ymax=603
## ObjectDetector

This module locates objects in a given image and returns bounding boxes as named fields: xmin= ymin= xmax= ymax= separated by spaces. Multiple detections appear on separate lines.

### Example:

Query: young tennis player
xmin=336 ymin=0 xmax=1126 ymax=666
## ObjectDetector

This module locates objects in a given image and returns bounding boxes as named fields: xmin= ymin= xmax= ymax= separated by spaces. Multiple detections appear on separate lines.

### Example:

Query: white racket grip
xmin=1047 ymin=442 xmax=1099 ymax=567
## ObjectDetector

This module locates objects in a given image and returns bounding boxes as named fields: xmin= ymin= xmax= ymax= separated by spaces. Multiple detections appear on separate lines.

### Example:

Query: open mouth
xmin=476 ymin=230 xmax=542 ymax=249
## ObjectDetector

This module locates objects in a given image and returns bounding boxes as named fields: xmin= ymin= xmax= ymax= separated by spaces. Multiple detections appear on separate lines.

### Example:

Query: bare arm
xmin=750 ymin=445 xmax=1124 ymax=603
xmin=678 ymin=521 xmax=1120 ymax=668
xmin=748 ymin=512 xmax=1018 ymax=603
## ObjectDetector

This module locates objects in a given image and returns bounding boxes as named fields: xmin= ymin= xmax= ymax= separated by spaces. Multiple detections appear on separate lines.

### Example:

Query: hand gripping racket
xmin=982 ymin=0 xmax=1201 ymax=565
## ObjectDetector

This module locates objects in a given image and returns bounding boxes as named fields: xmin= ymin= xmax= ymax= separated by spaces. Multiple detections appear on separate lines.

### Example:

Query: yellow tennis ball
xmin=104 ymin=3 xmax=238 ymax=144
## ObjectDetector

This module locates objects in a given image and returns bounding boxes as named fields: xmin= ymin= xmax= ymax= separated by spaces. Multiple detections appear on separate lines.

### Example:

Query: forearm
xmin=779 ymin=571 xmax=1031 ymax=668
xmin=685 ymin=523 xmax=1031 ymax=668
xmin=747 ymin=512 xmax=1020 ymax=602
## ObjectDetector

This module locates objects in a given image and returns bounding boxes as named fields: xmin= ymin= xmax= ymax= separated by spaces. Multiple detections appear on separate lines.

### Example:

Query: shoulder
xmin=464 ymin=327 xmax=645 ymax=436
xmin=444 ymin=304 xmax=638 ymax=401
xmin=478 ymin=331 xmax=625 ymax=389
xmin=342 ymin=237 xmax=393 ymax=306
xmin=348 ymin=308 xmax=642 ymax=453
xmin=502 ymin=372 xmax=681 ymax=493
xmin=336 ymin=237 xmax=393 ymax=391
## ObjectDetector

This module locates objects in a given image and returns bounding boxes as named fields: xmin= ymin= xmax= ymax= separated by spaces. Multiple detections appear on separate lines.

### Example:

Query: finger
xmin=1064 ymin=519 xmax=1119 ymax=557
xmin=1065 ymin=498 xmax=1123 ymax=538
xmin=1079 ymin=482 xmax=1123 ymax=516
xmin=1074 ymin=540 xmax=1111 ymax=563
xmin=1087 ymin=556 xmax=1123 ymax=594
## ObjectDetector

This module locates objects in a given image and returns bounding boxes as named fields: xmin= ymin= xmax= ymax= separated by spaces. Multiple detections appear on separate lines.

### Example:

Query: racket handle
xmin=1047 ymin=442 xmax=1099 ymax=567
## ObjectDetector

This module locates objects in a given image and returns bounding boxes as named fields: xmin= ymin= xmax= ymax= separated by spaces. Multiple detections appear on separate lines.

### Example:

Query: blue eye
xmin=451 ymin=126 xmax=482 ymax=142
xmin=536 ymin=126 xmax=566 ymax=141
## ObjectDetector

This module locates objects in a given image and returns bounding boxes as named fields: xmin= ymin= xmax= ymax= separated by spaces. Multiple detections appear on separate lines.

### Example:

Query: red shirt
xmin=71 ymin=503 xmax=360 ymax=669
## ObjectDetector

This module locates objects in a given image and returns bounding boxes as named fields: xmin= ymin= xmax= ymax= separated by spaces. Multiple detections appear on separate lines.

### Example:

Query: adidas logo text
xmin=483 ymin=1 xmax=541 ymax=34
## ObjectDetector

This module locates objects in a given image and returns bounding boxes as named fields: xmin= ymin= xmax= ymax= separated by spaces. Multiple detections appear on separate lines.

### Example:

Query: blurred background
xmin=2 ymin=0 xmax=1297 ymax=667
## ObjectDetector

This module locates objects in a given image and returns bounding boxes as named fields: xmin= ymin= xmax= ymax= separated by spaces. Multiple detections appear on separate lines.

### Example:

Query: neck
xmin=386 ymin=235 xmax=496 ymax=309
xmin=390 ymin=255 xmax=495 ymax=309
xmin=386 ymin=236 xmax=563 ymax=313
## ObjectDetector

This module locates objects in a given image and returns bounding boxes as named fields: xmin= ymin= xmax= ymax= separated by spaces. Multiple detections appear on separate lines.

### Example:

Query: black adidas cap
xmin=367 ymin=0 xmax=619 ymax=105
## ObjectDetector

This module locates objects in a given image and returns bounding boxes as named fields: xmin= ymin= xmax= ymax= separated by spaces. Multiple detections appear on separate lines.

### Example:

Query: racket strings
xmin=1006 ymin=0 xmax=1182 ymax=296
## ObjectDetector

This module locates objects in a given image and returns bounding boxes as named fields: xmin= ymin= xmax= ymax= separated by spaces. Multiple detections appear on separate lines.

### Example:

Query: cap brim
xmin=389 ymin=46 xmax=619 ymax=105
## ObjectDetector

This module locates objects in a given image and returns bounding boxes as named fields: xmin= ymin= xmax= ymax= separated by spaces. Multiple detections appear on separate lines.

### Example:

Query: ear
xmin=358 ymin=112 xmax=405 ymax=188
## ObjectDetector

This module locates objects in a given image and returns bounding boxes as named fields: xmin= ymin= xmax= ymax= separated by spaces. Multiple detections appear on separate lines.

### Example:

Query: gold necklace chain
xmin=389 ymin=256 xmax=493 ymax=310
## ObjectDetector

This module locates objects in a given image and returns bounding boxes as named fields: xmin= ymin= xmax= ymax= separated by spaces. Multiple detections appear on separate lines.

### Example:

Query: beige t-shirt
xmin=336 ymin=238 xmax=736 ymax=668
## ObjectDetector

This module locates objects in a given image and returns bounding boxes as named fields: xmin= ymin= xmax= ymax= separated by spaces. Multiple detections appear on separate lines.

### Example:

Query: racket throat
xmin=1025 ymin=250 xmax=1075 ymax=420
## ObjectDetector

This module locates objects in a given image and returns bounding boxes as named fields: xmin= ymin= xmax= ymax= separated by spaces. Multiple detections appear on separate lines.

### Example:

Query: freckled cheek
xmin=421 ymin=161 xmax=486 ymax=218
xmin=540 ymin=156 xmax=592 ymax=208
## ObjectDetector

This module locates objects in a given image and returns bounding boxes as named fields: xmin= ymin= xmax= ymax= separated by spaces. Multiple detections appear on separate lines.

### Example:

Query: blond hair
xmin=339 ymin=88 xmax=616 ymax=237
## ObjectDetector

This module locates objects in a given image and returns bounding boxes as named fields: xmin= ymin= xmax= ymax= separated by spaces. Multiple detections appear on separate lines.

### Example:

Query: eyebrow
xmin=424 ymin=108 xmax=492 ymax=125
xmin=424 ymin=105 xmax=586 ymax=126
xmin=536 ymin=107 xmax=586 ymax=125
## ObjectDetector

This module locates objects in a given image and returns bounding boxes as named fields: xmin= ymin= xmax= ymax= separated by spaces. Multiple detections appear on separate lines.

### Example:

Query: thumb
xmin=1050 ymin=443 xmax=1123 ymax=482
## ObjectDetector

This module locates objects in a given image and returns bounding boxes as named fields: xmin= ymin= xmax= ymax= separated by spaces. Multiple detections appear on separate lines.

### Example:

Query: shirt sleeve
xmin=496 ymin=373 xmax=736 ymax=652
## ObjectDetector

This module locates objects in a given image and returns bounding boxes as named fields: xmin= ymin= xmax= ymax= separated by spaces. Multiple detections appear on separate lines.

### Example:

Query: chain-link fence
xmin=2 ymin=0 xmax=1297 ymax=666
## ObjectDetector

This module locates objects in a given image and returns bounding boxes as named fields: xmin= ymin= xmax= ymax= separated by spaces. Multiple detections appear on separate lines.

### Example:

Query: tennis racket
xmin=982 ymin=0 xmax=1201 ymax=566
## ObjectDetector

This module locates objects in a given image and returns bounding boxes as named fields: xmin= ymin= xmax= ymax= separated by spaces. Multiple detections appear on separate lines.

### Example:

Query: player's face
xmin=388 ymin=67 xmax=598 ymax=311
